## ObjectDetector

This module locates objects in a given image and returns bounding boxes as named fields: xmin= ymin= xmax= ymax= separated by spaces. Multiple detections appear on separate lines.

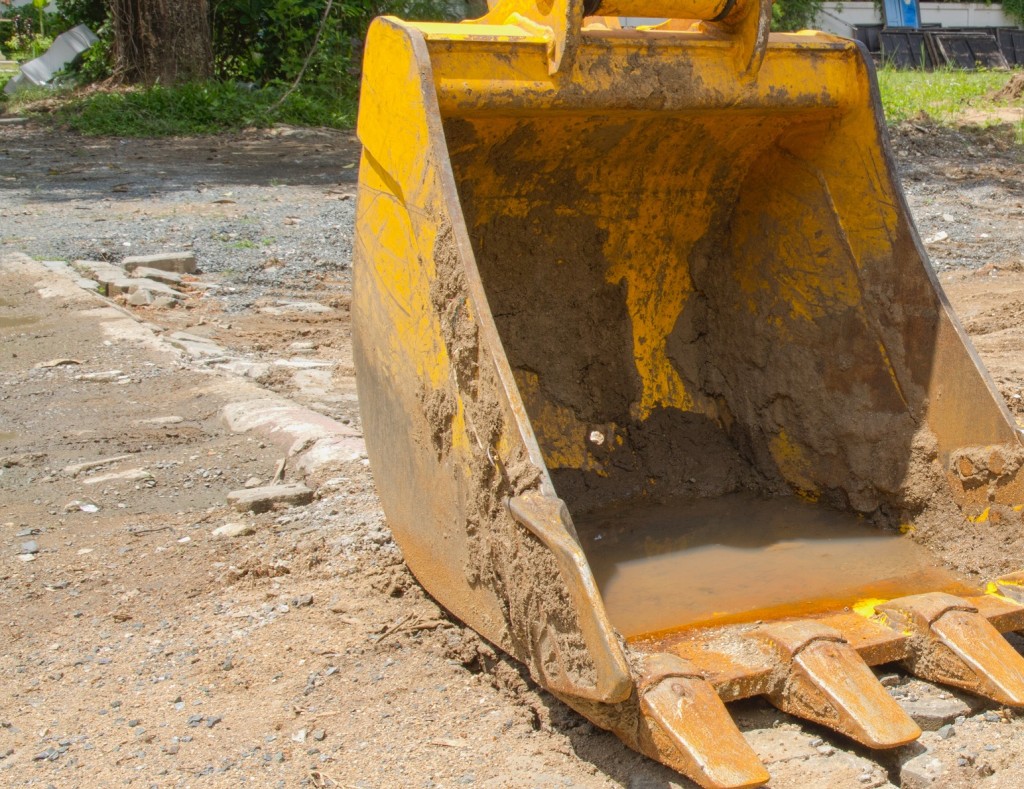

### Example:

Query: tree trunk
xmin=109 ymin=0 xmax=213 ymax=85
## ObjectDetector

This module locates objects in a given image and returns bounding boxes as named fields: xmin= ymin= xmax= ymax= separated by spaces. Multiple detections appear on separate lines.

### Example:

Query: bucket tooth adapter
xmin=352 ymin=0 xmax=1024 ymax=782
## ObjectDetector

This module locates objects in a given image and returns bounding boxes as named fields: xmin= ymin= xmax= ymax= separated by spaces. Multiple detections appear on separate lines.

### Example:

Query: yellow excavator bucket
xmin=352 ymin=0 xmax=1024 ymax=784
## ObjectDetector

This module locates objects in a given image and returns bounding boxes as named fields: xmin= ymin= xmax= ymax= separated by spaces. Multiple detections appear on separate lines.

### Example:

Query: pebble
xmin=19 ymin=540 xmax=39 ymax=555
xmin=243 ymin=476 xmax=262 ymax=488
xmin=206 ymin=716 xmax=222 ymax=729
xmin=311 ymin=729 xmax=325 ymax=742
xmin=163 ymin=743 xmax=179 ymax=755
xmin=292 ymin=594 xmax=314 ymax=608
xmin=211 ymin=522 xmax=255 ymax=538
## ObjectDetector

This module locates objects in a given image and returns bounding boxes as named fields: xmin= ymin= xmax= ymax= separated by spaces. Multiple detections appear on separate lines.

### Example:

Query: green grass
xmin=877 ymin=67 xmax=1016 ymax=124
xmin=43 ymin=81 xmax=357 ymax=136
xmin=5 ymin=64 xmax=1022 ymax=136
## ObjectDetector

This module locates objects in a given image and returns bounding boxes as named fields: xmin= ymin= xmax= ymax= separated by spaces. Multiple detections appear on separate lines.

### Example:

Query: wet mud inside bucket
xmin=575 ymin=493 xmax=979 ymax=639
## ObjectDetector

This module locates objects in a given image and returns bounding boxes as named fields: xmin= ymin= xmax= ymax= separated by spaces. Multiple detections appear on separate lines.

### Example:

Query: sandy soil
xmin=3 ymin=118 xmax=1024 ymax=789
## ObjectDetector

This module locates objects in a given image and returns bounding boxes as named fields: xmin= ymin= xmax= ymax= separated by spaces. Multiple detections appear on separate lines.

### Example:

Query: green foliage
xmin=211 ymin=0 xmax=455 ymax=86
xmin=50 ymin=81 xmax=356 ymax=135
xmin=876 ymin=66 xmax=1013 ymax=123
xmin=54 ymin=0 xmax=107 ymax=29
xmin=1 ymin=7 xmax=59 ymax=60
xmin=771 ymin=0 xmax=825 ymax=32
xmin=1004 ymin=0 xmax=1024 ymax=27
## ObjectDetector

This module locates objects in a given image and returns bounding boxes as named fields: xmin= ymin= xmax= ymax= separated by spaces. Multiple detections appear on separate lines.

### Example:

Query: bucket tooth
xmin=755 ymin=621 xmax=921 ymax=748
xmin=638 ymin=655 xmax=769 ymax=789
xmin=877 ymin=592 xmax=1024 ymax=706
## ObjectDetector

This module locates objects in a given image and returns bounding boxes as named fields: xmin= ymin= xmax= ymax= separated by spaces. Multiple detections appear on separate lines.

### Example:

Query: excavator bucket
xmin=351 ymin=0 xmax=1024 ymax=784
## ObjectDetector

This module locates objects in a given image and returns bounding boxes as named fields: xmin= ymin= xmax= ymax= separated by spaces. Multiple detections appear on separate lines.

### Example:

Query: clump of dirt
xmin=988 ymin=72 xmax=1024 ymax=102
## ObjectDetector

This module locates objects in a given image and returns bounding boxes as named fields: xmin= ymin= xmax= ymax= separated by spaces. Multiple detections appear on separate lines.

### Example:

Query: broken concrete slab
xmin=260 ymin=300 xmax=334 ymax=316
xmin=131 ymin=266 xmax=183 ymax=285
xmin=165 ymin=332 xmax=226 ymax=359
xmin=81 ymin=468 xmax=153 ymax=486
xmin=122 ymin=252 xmax=197 ymax=275
xmin=74 ymin=370 xmax=126 ymax=383
xmin=212 ymin=359 xmax=271 ymax=381
xmin=227 ymin=483 xmax=313 ymax=514
xmin=136 ymin=416 xmax=184 ymax=426
xmin=129 ymin=279 xmax=178 ymax=296
xmin=898 ymin=695 xmax=976 ymax=732
xmin=64 ymin=454 xmax=133 ymax=477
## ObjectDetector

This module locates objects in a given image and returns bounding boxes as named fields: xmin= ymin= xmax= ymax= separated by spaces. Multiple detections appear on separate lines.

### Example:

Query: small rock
xmin=226 ymin=483 xmax=314 ymax=514
xmin=153 ymin=296 xmax=178 ymax=309
xmin=206 ymin=715 xmax=222 ymax=729
xmin=187 ymin=714 xmax=204 ymax=727
xmin=937 ymin=724 xmax=955 ymax=739
xmin=901 ymin=753 xmax=946 ymax=788
xmin=311 ymin=729 xmax=325 ymax=742
xmin=19 ymin=540 xmax=39 ymax=555
xmin=163 ymin=743 xmax=179 ymax=755
xmin=211 ymin=522 xmax=255 ymax=538
xmin=291 ymin=594 xmax=313 ymax=608
xmin=243 ymin=476 xmax=262 ymax=489
xmin=983 ymin=711 xmax=1000 ymax=722
xmin=17 ymin=554 xmax=35 ymax=563
xmin=292 ymin=729 xmax=307 ymax=743
xmin=128 ymin=289 xmax=156 ymax=306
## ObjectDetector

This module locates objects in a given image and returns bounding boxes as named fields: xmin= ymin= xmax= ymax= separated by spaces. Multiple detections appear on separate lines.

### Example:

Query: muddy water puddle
xmin=575 ymin=493 xmax=977 ymax=639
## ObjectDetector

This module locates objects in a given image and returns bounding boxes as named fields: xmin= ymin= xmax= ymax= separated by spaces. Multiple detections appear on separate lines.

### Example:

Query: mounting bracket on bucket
xmin=469 ymin=0 xmax=772 ymax=75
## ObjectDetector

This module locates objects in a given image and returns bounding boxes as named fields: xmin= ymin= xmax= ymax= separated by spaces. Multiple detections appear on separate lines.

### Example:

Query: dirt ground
xmin=5 ymin=118 xmax=1024 ymax=789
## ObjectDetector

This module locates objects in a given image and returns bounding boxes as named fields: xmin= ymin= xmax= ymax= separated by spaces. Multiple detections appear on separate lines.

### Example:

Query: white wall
xmin=814 ymin=2 xmax=1017 ymax=38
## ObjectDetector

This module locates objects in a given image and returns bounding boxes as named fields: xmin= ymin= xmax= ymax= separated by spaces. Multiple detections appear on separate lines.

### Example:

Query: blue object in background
xmin=883 ymin=0 xmax=921 ymax=29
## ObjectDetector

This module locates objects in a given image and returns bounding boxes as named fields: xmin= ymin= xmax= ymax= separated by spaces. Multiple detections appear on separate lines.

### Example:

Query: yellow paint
xmin=769 ymin=429 xmax=817 ymax=495
xmin=450 ymin=397 xmax=470 ymax=454
xmin=969 ymin=507 xmax=991 ymax=524
xmin=515 ymin=370 xmax=606 ymax=472
xmin=852 ymin=597 xmax=887 ymax=618
xmin=899 ymin=523 xmax=915 ymax=535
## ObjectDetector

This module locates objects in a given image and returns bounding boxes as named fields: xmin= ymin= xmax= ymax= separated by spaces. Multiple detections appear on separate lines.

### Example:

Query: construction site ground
xmin=4 ymin=119 xmax=1024 ymax=789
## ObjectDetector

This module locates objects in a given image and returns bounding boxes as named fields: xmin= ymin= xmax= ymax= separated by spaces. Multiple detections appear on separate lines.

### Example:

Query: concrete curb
xmin=6 ymin=251 xmax=366 ymax=487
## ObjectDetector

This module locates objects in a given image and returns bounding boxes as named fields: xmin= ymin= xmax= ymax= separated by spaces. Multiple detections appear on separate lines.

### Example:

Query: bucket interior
xmin=443 ymin=107 xmax=966 ymax=635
